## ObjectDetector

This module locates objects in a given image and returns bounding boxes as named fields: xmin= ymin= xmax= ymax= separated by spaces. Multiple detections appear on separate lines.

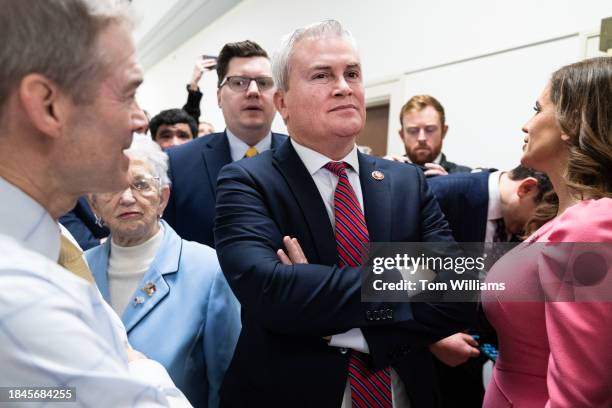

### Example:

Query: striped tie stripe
xmin=350 ymin=353 xmax=394 ymax=406
xmin=336 ymin=198 xmax=366 ymax=222
xmin=324 ymin=161 xmax=392 ymax=408
xmin=336 ymin=206 xmax=369 ymax=241
xmin=335 ymin=224 xmax=366 ymax=264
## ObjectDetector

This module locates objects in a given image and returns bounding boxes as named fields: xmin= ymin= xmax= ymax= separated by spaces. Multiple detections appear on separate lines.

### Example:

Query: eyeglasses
xmin=98 ymin=175 xmax=160 ymax=200
xmin=219 ymin=76 xmax=275 ymax=92
xmin=129 ymin=176 xmax=160 ymax=194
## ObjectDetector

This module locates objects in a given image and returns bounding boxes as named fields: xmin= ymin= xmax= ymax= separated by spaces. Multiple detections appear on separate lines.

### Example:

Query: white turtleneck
xmin=108 ymin=224 xmax=164 ymax=316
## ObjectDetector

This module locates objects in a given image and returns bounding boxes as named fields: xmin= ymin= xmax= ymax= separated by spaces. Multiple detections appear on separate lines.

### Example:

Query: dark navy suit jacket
xmin=214 ymin=140 xmax=476 ymax=407
xmin=164 ymin=131 xmax=287 ymax=247
xmin=59 ymin=197 xmax=109 ymax=250
xmin=439 ymin=153 xmax=472 ymax=174
xmin=427 ymin=170 xmax=496 ymax=408
xmin=427 ymin=170 xmax=494 ymax=243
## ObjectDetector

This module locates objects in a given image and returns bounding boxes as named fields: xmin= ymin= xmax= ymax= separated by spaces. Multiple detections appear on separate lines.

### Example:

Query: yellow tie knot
xmin=244 ymin=146 xmax=258 ymax=158
xmin=58 ymin=235 xmax=96 ymax=284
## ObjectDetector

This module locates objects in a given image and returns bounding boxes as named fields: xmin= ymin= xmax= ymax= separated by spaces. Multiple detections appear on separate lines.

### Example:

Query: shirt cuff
xmin=329 ymin=328 xmax=370 ymax=353
xmin=128 ymin=359 xmax=188 ymax=403
xmin=185 ymin=84 xmax=202 ymax=95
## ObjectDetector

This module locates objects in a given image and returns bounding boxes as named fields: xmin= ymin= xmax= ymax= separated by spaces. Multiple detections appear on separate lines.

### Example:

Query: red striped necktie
xmin=324 ymin=161 xmax=392 ymax=408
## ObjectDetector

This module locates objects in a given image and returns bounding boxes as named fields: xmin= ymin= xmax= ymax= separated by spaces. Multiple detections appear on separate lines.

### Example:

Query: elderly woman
xmin=86 ymin=135 xmax=240 ymax=408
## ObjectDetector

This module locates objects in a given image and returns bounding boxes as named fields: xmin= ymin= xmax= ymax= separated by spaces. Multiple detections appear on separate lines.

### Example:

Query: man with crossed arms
xmin=214 ymin=20 xmax=475 ymax=407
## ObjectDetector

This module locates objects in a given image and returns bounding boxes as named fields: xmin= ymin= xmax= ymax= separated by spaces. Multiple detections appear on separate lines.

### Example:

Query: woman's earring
xmin=94 ymin=213 xmax=105 ymax=228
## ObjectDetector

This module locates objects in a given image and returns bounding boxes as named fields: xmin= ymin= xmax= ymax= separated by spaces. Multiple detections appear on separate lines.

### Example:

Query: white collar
xmin=0 ymin=176 xmax=61 ymax=261
xmin=290 ymin=139 xmax=360 ymax=176
xmin=226 ymin=128 xmax=272 ymax=162
xmin=487 ymin=170 xmax=503 ymax=221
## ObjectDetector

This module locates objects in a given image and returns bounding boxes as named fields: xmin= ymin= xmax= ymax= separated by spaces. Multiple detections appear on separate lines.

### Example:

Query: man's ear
xmin=274 ymin=90 xmax=289 ymax=123
xmin=441 ymin=124 xmax=449 ymax=139
xmin=517 ymin=177 xmax=538 ymax=199
xmin=19 ymin=74 xmax=68 ymax=139
xmin=217 ymin=87 xmax=222 ymax=109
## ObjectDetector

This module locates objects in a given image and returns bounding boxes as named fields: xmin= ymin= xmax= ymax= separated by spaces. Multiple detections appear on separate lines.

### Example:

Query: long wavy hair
xmin=525 ymin=56 xmax=612 ymax=235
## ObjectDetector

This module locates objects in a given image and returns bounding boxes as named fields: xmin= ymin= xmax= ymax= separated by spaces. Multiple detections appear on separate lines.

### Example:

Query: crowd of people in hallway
xmin=1 ymin=1 xmax=611 ymax=407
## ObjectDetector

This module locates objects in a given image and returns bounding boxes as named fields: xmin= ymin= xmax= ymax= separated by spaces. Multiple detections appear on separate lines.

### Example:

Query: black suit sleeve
xmin=182 ymin=85 xmax=202 ymax=124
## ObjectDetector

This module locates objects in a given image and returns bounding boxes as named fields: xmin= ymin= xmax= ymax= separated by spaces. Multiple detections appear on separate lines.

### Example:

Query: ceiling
xmin=131 ymin=0 xmax=242 ymax=70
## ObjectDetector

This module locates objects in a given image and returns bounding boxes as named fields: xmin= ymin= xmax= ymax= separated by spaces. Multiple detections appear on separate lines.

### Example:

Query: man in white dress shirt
xmin=0 ymin=0 xmax=191 ymax=406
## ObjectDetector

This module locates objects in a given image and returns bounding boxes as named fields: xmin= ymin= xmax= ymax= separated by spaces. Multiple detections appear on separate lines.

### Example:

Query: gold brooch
xmin=142 ymin=282 xmax=156 ymax=297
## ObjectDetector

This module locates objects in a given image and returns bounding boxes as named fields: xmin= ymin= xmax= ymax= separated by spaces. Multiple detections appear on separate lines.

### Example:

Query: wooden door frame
xmin=365 ymin=75 xmax=405 ymax=156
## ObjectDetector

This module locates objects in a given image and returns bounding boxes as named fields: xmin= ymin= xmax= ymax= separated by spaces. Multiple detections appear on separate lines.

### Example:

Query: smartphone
xmin=201 ymin=54 xmax=218 ymax=69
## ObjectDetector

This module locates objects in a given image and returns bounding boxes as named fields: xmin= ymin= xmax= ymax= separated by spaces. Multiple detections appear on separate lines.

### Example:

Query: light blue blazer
xmin=85 ymin=220 xmax=240 ymax=408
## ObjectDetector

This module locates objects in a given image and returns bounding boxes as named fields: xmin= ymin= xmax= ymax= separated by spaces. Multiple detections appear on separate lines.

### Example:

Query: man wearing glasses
xmin=164 ymin=40 xmax=287 ymax=247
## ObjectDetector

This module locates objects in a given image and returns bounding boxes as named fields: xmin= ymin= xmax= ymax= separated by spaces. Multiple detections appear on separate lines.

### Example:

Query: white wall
xmin=137 ymin=0 xmax=612 ymax=169
xmin=393 ymin=35 xmax=581 ymax=169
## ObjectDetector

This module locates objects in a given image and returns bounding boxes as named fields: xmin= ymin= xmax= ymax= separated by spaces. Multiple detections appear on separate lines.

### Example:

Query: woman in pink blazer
xmin=482 ymin=57 xmax=612 ymax=407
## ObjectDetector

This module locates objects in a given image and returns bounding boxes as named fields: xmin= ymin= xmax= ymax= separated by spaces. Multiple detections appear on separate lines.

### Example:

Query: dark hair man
xmin=429 ymin=165 xmax=552 ymax=242
xmin=149 ymin=108 xmax=197 ymax=150
xmin=164 ymin=40 xmax=287 ymax=247
xmin=426 ymin=165 xmax=552 ymax=407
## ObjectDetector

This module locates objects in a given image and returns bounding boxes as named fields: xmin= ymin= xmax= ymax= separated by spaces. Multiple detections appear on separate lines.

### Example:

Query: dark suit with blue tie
xmin=163 ymin=131 xmax=287 ymax=247
xmin=214 ymin=139 xmax=476 ymax=407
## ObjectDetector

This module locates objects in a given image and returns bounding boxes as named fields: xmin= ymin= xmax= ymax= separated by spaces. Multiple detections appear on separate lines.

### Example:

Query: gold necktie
xmin=58 ymin=235 xmax=96 ymax=284
xmin=244 ymin=146 xmax=258 ymax=158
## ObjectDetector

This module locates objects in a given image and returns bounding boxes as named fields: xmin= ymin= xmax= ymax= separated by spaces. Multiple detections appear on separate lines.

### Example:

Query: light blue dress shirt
xmin=0 ymin=176 xmax=192 ymax=407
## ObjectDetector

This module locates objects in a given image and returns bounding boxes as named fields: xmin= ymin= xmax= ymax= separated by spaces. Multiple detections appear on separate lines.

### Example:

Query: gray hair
xmin=125 ymin=135 xmax=171 ymax=187
xmin=272 ymin=20 xmax=357 ymax=92
xmin=0 ymin=0 xmax=133 ymax=117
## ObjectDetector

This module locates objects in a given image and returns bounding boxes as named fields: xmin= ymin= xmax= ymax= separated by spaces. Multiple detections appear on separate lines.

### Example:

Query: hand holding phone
xmin=189 ymin=55 xmax=218 ymax=90
xmin=200 ymin=54 xmax=218 ymax=70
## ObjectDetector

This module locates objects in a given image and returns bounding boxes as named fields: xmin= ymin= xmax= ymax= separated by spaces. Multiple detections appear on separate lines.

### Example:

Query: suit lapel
xmin=270 ymin=132 xmax=286 ymax=149
xmin=439 ymin=153 xmax=449 ymax=169
xmin=273 ymin=141 xmax=337 ymax=265
xmin=358 ymin=153 xmax=392 ymax=242
xmin=202 ymin=132 xmax=232 ymax=196
xmin=89 ymin=241 xmax=111 ymax=301
xmin=121 ymin=223 xmax=180 ymax=333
